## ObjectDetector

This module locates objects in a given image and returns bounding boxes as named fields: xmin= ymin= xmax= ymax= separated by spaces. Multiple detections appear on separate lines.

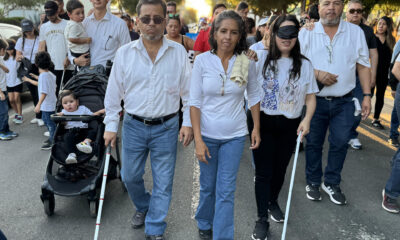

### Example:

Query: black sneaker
xmin=145 ymin=235 xmax=165 ymax=240
xmin=268 ymin=202 xmax=284 ymax=223
xmin=322 ymin=182 xmax=347 ymax=205
xmin=198 ymin=229 xmax=212 ymax=240
xmin=305 ymin=184 xmax=322 ymax=201
xmin=131 ymin=210 xmax=147 ymax=229
xmin=251 ymin=217 xmax=269 ymax=240
xmin=388 ymin=138 xmax=400 ymax=148
xmin=382 ymin=189 xmax=400 ymax=214
xmin=372 ymin=120 xmax=384 ymax=129
xmin=41 ymin=142 xmax=52 ymax=150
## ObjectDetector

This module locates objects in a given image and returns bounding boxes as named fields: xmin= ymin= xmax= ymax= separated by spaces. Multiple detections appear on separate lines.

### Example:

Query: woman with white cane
xmin=249 ymin=15 xmax=318 ymax=240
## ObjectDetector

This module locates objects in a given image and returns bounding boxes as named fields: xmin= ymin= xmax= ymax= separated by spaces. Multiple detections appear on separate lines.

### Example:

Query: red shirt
xmin=193 ymin=27 xmax=211 ymax=52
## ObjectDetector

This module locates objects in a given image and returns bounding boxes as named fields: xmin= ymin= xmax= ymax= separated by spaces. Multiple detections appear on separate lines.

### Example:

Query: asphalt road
xmin=0 ymin=92 xmax=399 ymax=240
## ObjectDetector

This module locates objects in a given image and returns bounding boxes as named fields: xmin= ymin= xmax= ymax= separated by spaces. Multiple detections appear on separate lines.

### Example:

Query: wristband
xmin=363 ymin=93 xmax=372 ymax=97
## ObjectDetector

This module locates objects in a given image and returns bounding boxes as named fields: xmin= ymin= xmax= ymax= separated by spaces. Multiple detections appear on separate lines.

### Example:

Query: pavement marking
xmin=358 ymin=124 xmax=397 ymax=151
xmin=191 ymin=151 xmax=200 ymax=219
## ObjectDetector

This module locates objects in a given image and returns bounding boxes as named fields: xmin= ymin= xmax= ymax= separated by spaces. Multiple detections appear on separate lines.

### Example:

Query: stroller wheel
xmin=43 ymin=195 xmax=55 ymax=216
xmin=89 ymin=200 xmax=98 ymax=218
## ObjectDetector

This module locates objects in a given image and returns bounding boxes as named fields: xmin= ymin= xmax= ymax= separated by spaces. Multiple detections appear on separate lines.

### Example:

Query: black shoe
xmin=382 ymin=189 xmax=400 ymax=213
xmin=268 ymin=202 xmax=284 ymax=223
xmin=199 ymin=229 xmax=212 ymax=240
xmin=145 ymin=235 xmax=165 ymax=240
xmin=388 ymin=138 xmax=400 ymax=148
xmin=372 ymin=119 xmax=384 ymax=129
xmin=41 ymin=142 xmax=52 ymax=150
xmin=322 ymin=182 xmax=347 ymax=205
xmin=131 ymin=210 xmax=147 ymax=229
xmin=305 ymin=184 xmax=322 ymax=201
xmin=251 ymin=217 xmax=269 ymax=240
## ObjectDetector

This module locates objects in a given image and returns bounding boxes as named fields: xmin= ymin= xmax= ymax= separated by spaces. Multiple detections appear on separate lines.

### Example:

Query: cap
xmin=20 ymin=19 xmax=34 ymax=32
xmin=258 ymin=17 xmax=269 ymax=27
xmin=44 ymin=1 xmax=59 ymax=16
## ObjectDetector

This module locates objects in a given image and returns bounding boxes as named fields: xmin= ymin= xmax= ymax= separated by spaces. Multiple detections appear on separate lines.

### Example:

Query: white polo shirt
xmin=299 ymin=20 xmax=370 ymax=97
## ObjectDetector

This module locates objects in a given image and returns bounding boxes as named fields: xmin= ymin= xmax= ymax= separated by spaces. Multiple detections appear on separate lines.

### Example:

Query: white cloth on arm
xmin=189 ymin=51 xmax=261 ymax=140
xmin=39 ymin=19 xmax=73 ymax=71
xmin=15 ymin=37 xmax=39 ymax=64
xmin=69 ymin=12 xmax=131 ymax=67
xmin=38 ymin=71 xmax=57 ymax=111
xmin=251 ymin=50 xmax=319 ymax=119
xmin=62 ymin=105 xmax=93 ymax=129
xmin=298 ymin=20 xmax=370 ymax=97
xmin=103 ymin=37 xmax=192 ymax=133
xmin=249 ymin=41 xmax=265 ymax=51
xmin=0 ymin=58 xmax=6 ymax=91
xmin=64 ymin=20 xmax=90 ymax=54
xmin=4 ymin=58 xmax=22 ymax=87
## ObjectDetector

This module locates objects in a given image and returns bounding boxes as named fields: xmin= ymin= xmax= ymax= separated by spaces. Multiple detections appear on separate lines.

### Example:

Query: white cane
xmin=59 ymin=69 xmax=66 ymax=95
xmin=281 ymin=131 xmax=303 ymax=240
xmin=94 ymin=145 xmax=112 ymax=240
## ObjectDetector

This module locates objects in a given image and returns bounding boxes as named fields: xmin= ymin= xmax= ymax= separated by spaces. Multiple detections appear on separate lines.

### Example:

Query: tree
xmin=224 ymin=0 xmax=300 ymax=15
xmin=1 ymin=0 xmax=46 ymax=16
xmin=115 ymin=0 xmax=183 ymax=15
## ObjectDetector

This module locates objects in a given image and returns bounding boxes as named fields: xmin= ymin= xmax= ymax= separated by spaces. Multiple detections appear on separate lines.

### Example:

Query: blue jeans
xmin=41 ymin=111 xmax=56 ymax=143
xmin=306 ymin=96 xmax=354 ymax=186
xmin=349 ymin=76 xmax=363 ymax=139
xmin=0 ymin=93 xmax=10 ymax=133
xmin=390 ymin=83 xmax=399 ymax=140
xmin=385 ymin=84 xmax=400 ymax=199
xmin=121 ymin=113 xmax=179 ymax=236
xmin=195 ymin=136 xmax=245 ymax=240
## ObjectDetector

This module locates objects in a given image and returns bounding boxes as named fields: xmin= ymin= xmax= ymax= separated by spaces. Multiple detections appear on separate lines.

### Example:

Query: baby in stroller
xmin=57 ymin=90 xmax=104 ymax=164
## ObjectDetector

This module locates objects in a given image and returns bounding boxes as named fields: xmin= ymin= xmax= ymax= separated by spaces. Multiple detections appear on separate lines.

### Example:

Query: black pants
xmin=53 ymin=70 xmax=73 ymax=98
xmin=63 ymin=120 xmax=98 ymax=154
xmin=252 ymin=113 xmax=301 ymax=218
xmin=371 ymin=76 xmax=388 ymax=120
xmin=25 ymin=64 xmax=41 ymax=119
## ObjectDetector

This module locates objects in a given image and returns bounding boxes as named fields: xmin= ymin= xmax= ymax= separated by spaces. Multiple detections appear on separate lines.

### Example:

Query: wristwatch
xmin=363 ymin=93 xmax=372 ymax=97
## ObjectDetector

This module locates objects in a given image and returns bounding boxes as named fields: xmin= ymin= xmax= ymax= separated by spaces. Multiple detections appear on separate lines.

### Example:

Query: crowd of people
xmin=0 ymin=0 xmax=400 ymax=240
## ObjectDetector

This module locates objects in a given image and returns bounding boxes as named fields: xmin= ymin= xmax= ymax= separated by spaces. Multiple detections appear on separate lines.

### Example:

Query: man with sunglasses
xmin=346 ymin=0 xmax=378 ymax=150
xmin=104 ymin=0 xmax=193 ymax=239
xmin=71 ymin=0 xmax=130 ymax=68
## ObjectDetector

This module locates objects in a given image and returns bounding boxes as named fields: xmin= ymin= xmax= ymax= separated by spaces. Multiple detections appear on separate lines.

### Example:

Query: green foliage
xmin=118 ymin=0 xmax=183 ymax=15
xmin=0 ymin=17 xmax=24 ymax=26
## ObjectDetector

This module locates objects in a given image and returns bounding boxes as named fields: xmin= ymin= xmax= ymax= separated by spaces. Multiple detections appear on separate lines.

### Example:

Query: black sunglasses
xmin=349 ymin=9 xmax=362 ymax=14
xmin=140 ymin=16 xmax=165 ymax=25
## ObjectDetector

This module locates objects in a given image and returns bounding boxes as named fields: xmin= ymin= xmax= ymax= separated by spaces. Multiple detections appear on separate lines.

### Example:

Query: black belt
xmin=128 ymin=112 xmax=178 ymax=126
xmin=317 ymin=91 xmax=353 ymax=100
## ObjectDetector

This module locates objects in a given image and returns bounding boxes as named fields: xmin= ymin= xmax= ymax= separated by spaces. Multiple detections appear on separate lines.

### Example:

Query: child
xmin=22 ymin=52 xmax=57 ymax=150
xmin=65 ymin=0 xmax=91 ymax=59
xmin=4 ymin=39 xmax=23 ymax=124
xmin=0 ymin=39 xmax=18 ymax=140
xmin=57 ymin=90 xmax=104 ymax=164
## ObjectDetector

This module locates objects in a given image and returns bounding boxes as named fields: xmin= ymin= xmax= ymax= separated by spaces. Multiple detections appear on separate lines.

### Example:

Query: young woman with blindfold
xmin=250 ymin=15 xmax=318 ymax=240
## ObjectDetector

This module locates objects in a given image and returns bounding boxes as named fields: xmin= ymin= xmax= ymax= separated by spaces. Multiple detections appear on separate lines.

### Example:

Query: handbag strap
xmin=29 ymin=37 xmax=37 ymax=62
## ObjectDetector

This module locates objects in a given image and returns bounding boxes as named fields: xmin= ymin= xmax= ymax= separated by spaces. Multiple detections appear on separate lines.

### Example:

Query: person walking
xmin=389 ymin=39 xmax=400 ymax=147
xmin=103 ymin=1 xmax=193 ymax=239
xmin=165 ymin=14 xmax=194 ymax=52
xmin=299 ymin=0 xmax=371 ymax=205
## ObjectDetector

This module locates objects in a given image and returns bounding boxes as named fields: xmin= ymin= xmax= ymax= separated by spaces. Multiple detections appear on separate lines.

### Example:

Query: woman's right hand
xmin=195 ymin=139 xmax=211 ymax=164
xmin=16 ymin=55 xmax=23 ymax=62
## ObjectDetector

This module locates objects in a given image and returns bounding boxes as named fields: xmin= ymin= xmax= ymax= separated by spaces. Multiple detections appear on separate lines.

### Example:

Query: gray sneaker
xmin=131 ymin=210 xmax=147 ymax=229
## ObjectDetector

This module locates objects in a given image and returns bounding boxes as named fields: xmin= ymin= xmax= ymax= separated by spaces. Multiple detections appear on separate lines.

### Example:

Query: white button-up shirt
xmin=299 ymin=20 xmax=370 ymax=97
xmin=104 ymin=37 xmax=192 ymax=132
xmin=70 ymin=12 xmax=131 ymax=67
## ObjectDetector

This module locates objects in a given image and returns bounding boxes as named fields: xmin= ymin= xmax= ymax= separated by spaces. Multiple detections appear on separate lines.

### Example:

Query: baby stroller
xmin=40 ymin=65 xmax=122 ymax=217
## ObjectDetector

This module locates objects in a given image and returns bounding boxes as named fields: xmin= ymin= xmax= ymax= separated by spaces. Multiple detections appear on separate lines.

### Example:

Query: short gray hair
xmin=136 ymin=0 xmax=167 ymax=17
xmin=348 ymin=0 xmax=363 ymax=7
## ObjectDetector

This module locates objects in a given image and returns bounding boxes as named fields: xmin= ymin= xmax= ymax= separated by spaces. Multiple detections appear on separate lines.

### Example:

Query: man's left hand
xmin=63 ymin=58 xmax=70 ymax=69
xmin=179 ymin=126 xmax=194 ymax=147
xmin=361 ymin=97 xmax=371 ymax=120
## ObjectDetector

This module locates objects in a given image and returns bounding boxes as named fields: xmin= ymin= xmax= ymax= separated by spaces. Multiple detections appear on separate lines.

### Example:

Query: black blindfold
xmin=277 ymin=25 xmax=299 ymax=39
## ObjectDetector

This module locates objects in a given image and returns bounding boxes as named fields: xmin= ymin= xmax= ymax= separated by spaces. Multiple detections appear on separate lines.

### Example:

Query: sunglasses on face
xmin=349 ymin=9 xmax=362 ymax=14
xmin=140 ymin=16 xmax=165 ymax=25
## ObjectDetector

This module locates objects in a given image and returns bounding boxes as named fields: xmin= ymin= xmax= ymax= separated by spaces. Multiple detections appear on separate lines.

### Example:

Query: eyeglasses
xmin=139 ymin=16 xmax=165 ymax=25
xmin=349 ymin=9 xmax=362 ymax=14
xmin=219 ymin=74 xmax=226 ymax=96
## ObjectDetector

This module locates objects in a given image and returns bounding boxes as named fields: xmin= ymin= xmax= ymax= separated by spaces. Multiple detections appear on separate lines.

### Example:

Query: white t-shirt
xmin=64 ymin=20 xmax=90 ymax=54
xmin=40 ymin=19 xmax=73 ymax=71
xmin=251 ymin=50 xmax=319 ymax=119
xmin=4 ymin=57 xmax=22 ymax=87
xmin=15 ymin=37 xmax=39 ymax=64
xmin=38 ymin=71 xmax=57 ymax=112
xmin=250 ymin=41 xmax=265 ymax=51
xmin=0 ymin=57 xmax=6 ymax=91
xmin=62 ymin=105 xmax=93 ymax=129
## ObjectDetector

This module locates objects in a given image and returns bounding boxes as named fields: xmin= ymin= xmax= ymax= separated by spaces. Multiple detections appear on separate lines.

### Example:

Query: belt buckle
xmin=143 ymin=119 xmax=152 ymax=126
xmin=325 ymin=96 xmax=333 ymax=101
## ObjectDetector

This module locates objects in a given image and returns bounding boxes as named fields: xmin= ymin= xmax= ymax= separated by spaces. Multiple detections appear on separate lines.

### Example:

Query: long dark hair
xmin=209 ymin=10 xmax=248 ymax=55
xmin=262 ymin=14 xmax=307 ymax=81
xmin=377 ymin=16 xmax=395 ymax=51
xmin=22 ymin=28 xmax=39 ymax=51
xmin=3 ymin=39 xmax=16 ymax=61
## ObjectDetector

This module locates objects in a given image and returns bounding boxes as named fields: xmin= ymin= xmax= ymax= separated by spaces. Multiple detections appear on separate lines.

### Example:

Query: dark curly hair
xmin=35 ymin=51 xmax=55 ymax=70
xmin=208 ymin=10 xmax=248 ymax=55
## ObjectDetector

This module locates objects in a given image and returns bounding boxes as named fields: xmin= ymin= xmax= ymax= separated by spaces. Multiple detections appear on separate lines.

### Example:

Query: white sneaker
xmin=14 ymin=115 xmax=23 ymax=124
xmin=76 ymin=141 xmax=93 ymax=154
xmin=37 ymin=119 xmax=45 ymax=126
xmin=44 ymin=131 xmax=50 ymax=137
xmin=65 ymin=153 xmax=77 ymax=164
xmin=348 ymin=138 xmax=362 ymax=150
xmin=30 ymin=118 xmax=39 ymax=124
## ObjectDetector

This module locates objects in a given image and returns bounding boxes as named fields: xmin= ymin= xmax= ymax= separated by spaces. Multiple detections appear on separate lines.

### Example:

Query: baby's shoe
xmin=66 ymin=153 xmax=77 ymax=164
xmin=76 ymin=141 xmax=92 ymax=154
